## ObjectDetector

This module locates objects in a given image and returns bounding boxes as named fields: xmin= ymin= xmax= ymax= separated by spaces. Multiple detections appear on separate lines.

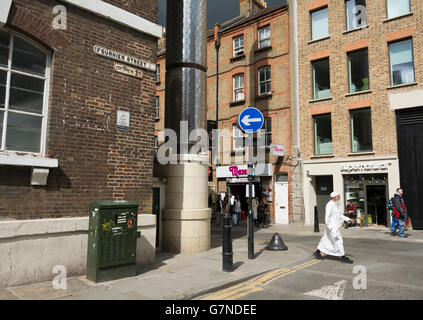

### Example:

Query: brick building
xmin=155 ymin=0 xmax=294 ymax=225
xmin=0 ymin=0 xmax=162 ymax=286
xmin=295 ymin=0 xmax=423 ymax=228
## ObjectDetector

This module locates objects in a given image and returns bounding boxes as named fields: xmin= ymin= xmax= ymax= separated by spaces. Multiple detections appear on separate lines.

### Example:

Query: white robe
xmin=317 ymin=200 xmax=351 ymax=257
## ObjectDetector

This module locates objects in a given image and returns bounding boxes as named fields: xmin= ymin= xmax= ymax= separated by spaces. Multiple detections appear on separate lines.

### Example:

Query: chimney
xmin=239 ymin=0 xmax=267 ymax=17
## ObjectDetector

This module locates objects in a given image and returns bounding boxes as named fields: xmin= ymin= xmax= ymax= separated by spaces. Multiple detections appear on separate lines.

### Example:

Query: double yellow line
xmin=201 ymin=259 xmax=321 ymax=300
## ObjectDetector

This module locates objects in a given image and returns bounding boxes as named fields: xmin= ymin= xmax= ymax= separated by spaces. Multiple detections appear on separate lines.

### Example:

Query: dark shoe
xmin=399 ymin=235 xmax=408 ymax=238
xmin=313 ymin=250 xmax=322 ymax=260
xmin=391 ymin=232 xmax=396 ymax=236
xmin=341 ymin=256 xmax=353 ymax=264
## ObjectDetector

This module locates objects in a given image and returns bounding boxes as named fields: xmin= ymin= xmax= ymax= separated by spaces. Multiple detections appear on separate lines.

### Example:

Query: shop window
xmin=386 ymin=0 xmax=410 ymax=19
xmin=346 ymin=0 xmax=367 ymax=30
xmin=233 ymin=74 xmax=244 ymax=101
xmin=0 ymin=29 xmax=50 ymax=154
xmin=389 ymin=38 xmax=414 ymax=86
xmin=350 ymin=108 xmax=372 ymax=153
xmin=233 ymin=35 xmax=244 ymax=56
xmin=312 ymin=58 xmax=331 ymax=100
xmin=348 ymin=48 xmax=370 ymax=93
xmin=233 ymin=124 xmax=244 ymax=151
xmin=311 ymin=7 xmax=329 ymax=41
xmin=314 ymin=113 xmax=332 ymax=155
xmin=258 ymin=66 xmax=271 ymax=95
xmin=155 ymin=96 xmax=160 ymax=119
xmin=258 ymin=25 xmax=270 ymax=49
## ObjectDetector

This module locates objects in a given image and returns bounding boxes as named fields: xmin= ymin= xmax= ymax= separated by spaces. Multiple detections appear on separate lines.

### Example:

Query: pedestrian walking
xmin=257 ymin=198 xmax=268 ymax=228
xmin=216 ymin=195 xmax=223 ymax=226
xmin=252 ymin=196 xmax=258 ymax=226
xmin=313 ymin=191 xmax=355 ymax=263
xmin=392 ymin=188 xmax=408 ymax=238
xmin=234 ymin=195 xmax=241 ymax=226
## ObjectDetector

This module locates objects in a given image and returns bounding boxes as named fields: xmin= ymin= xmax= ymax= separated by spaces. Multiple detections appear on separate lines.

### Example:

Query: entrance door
xmin=275 ymin=174 xmax=289 ymax=224
xmin=152 ymin=187 xmax=160 ymax=248
xmin=396 ymin=107 xmax=423 ymax=229
xmin=315 ymin=176 xmax=333 ymax=223
xmin=365 ymin=185 xmax=388 ymax=226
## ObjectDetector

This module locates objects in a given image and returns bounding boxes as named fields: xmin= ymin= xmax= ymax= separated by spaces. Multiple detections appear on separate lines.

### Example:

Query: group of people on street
xmin=313 ymin=187 xmax=410 ymax=264
xmin=213 ymin=193 xmax=270 ymax=228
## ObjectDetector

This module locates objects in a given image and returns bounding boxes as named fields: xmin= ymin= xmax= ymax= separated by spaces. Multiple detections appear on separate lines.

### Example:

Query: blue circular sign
xmin=238 ymin=107 xmax=264 ymax=133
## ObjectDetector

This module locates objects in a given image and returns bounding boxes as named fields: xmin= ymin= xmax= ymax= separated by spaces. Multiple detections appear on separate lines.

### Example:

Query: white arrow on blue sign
xmin=238 ymin=107 xmax=264 ymax=134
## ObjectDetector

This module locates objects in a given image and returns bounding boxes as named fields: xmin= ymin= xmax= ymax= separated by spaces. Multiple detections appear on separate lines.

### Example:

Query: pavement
xmin=1 ymin=220 xmax=422 ymax=300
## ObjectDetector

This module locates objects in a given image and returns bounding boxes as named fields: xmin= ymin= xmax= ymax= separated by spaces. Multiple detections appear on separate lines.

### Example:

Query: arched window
xmin=0 ymin=29 xmax=50 ymax=154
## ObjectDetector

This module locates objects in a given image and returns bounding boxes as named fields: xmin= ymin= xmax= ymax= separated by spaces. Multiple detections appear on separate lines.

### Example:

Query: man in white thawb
xmin=313 ymin=192 xmax=354 ymax=264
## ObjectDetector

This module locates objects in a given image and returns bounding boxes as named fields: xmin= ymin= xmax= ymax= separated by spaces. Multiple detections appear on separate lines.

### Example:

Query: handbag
xmin=405 ymin=217 xmax=413 ymax=231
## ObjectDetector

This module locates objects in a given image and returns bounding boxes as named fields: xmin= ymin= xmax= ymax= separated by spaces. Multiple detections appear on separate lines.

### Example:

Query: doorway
xmin=275 ymin=174 xmax=289 ymax=224
xmin=365 ymin=185 xmax=388 ymax=227
xmin=315 ymin=175 xmax=333 ymax=223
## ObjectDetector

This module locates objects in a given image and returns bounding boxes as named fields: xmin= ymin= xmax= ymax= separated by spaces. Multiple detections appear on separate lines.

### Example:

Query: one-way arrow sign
xmin=238 ymin=107 xmax=264 ymax=134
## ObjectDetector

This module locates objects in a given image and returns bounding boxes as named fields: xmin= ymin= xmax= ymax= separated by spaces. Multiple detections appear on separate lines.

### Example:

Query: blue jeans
xmin=391 ymin=217 xmax=399 ymax=234
xmin=398 ymin=219 xmax=406 ymax=237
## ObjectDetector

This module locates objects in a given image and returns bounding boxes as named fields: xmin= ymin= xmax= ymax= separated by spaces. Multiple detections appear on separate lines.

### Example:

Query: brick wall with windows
xmin=297 ymin=0 xmax=423 ymax=160
xmin=0 ymin=0 xmax=158 ymax=219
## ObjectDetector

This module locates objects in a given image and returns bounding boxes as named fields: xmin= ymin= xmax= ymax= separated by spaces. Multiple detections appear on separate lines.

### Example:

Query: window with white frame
xmin=233 ymin=124 xmax=244 ymax=150
xmin=156 ymin=64 xmax=160 ymax=82
xmin=346 ymin=0 xmax=367 ymax=30
xmin=389 ymin=38 xmax=415 ymax=86
xmin=154 ymin=135 xmax=159 ymax=156
xmin=0 ymin=29 xmax=50 ymax=154
xmin=386 ymin=0 xmax=410 ymax=19
xmin=233 ymin=74 xmax=244 ymax=101
xmin=233 ymin=35 xmax=244 ymax=56
xmin=258 ymin=25 xmax=271 ymax=49
xmin=155 ymin=96 xmax=160 ymax=119
xmin=258 ymin=66 xmax=271 ymax=95
xmin=311 ymin=7 xmax=329 ymax=41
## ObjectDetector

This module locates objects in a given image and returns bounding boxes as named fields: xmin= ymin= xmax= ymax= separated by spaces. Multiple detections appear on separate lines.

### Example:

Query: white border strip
xmin=61 ymin=0 xmax=163 ymax=38
xmin=0 ymin=155 xmax=58 ymax=168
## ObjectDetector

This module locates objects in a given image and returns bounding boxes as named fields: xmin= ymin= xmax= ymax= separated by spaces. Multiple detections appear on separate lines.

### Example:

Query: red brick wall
xmin=0 ymin=0 xmax=158 ymax=219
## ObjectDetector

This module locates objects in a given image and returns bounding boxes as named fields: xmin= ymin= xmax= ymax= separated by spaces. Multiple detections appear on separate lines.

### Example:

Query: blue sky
xmin=158 ymin=0 xmax=287 ymax=27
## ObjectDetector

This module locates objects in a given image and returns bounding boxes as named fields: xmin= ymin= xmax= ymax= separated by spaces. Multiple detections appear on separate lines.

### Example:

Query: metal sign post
xmin=238 ymin=107 xmax=264 ymax=261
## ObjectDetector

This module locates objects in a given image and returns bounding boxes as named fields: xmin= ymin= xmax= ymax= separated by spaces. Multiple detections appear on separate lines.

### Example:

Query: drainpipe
xmin=214 ymin=24 xmax=221 ymax=193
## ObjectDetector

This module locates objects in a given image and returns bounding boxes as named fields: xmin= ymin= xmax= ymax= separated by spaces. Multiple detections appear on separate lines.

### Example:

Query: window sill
xmin=347 ymin=152 xmax=375 ymax=156
xmin=230 ymin=54 xmax=245 ymax=62
xmin=255 ymin=46 xmax=272 ymax=54
xmin=343 ymin=25 xmax=369 ymax=35
xmin=229 ymin=100 xmax=245 ymax=107
xmin=0 ymin=155 xmax=58 ymax=168
xmin=256 ymin=93 xmax=273 ymax=100
xmin=387 ymin=82 xmax=418 ymax=90
xmin=310 ymin=154 xmax=335 ymax=159
xmin=309 ymin=96 xmax=333 ymax=103
xmin=345 ymin=90 xmax=372 ymax=97
xmin=383 ymin=12 xmax=413 ymax=23
xmin=308 ymin=36 xmax=330 ymax=45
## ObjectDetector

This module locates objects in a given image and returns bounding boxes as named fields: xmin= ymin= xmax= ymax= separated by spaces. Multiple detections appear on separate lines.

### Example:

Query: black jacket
xmin=393 ymin=193 xmax=407 ymax=220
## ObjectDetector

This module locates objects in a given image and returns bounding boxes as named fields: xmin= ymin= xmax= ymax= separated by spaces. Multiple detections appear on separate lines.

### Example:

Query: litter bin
xmin=87 ymin=200 xmax=141 ymax=283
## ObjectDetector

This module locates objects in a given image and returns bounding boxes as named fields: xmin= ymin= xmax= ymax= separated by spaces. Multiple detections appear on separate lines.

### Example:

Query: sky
xmin=158 ymin=0 xmax=287 ymax=28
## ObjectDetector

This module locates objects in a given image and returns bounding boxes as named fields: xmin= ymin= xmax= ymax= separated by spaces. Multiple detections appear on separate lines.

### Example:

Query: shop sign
xmin=269 ymin=144 xmax=285 ymax=156
xmin=114 ymin=63 xmax=143 ymax=79
xmin=94 ymin=45 xmax=156 ymax=72
xmin=117 ymin=110 xmax=130 ymax=131
xmin=216 ymin=164 xmax=272 ymax=178
xmin=340 ymin=162 xmax=389 ymax=173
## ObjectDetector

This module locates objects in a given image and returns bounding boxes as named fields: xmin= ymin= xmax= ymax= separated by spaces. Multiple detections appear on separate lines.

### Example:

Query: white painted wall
xmin=0 ymin=215 xmax=156 ymax=287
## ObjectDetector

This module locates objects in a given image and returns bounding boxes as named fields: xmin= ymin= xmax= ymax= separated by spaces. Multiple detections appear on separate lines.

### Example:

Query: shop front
xmin=303 ymin=157 xmax=400 ymax=227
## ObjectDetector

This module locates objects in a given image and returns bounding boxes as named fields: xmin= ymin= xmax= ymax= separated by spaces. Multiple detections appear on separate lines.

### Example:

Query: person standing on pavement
xmin=252 ymin=196 xmax=258 ymax=226
xmin=313 ymin=192 xmax=355 ymax=264
xmin=344 ymin=200 xmax=357 ymax=228
xmin=216 ymin=195 xmax=223 ymax=226
xmin=392 ymin=188 xmax=408 ymax=238
xmin=234 ymin=195 xmax=241 ymax=226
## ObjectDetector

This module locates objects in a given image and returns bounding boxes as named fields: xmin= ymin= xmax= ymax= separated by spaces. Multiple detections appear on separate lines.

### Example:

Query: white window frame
xmin=154 ymin=135 xmax=159 ymax=155
xmin=258 ymin=66 xmax=271 ymax=96
xmin=0 ymin=28 xmax=51 ymax=157
xmin=389 ymin=38 xmax=415 ymax=86
xmin=233 ymin=74 xmax=244 ymax=101
xmin=233 ymin=35 xmax=244 ymax=57
xmin=386 ymin=0 xmax=411 ymax=19
xmin=233 ymin=124 xmax=244 ymax=151
xmin=155 ymin=96 xmax=160 ymax=119
xmin=258 ymin=25 xmax=271 ymax=49
xmin=156 ymin=64 xmax=160 ymax=82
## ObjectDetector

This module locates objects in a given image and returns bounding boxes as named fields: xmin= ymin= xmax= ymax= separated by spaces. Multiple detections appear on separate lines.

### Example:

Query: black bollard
xmin=266 ymin=233 xmax=288 ymax=251
xmin=314 ymin=206 xmax=320 ymax=233
xmin=222 ymin=213 xmax=233 ymax=272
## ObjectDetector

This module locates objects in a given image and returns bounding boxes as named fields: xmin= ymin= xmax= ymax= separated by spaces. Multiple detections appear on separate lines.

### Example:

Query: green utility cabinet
xmin=87 ymin=200 xmax=141 ymax=283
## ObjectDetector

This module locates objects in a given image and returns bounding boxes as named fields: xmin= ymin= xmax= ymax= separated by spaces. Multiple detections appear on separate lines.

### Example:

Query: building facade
xmin=155 ymin=0 xmax=294 ymax=226
xmin=0 ymin=0 xmax=161 ymax=286
xmin=296 ymin=0 xmax=423 ymax=228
